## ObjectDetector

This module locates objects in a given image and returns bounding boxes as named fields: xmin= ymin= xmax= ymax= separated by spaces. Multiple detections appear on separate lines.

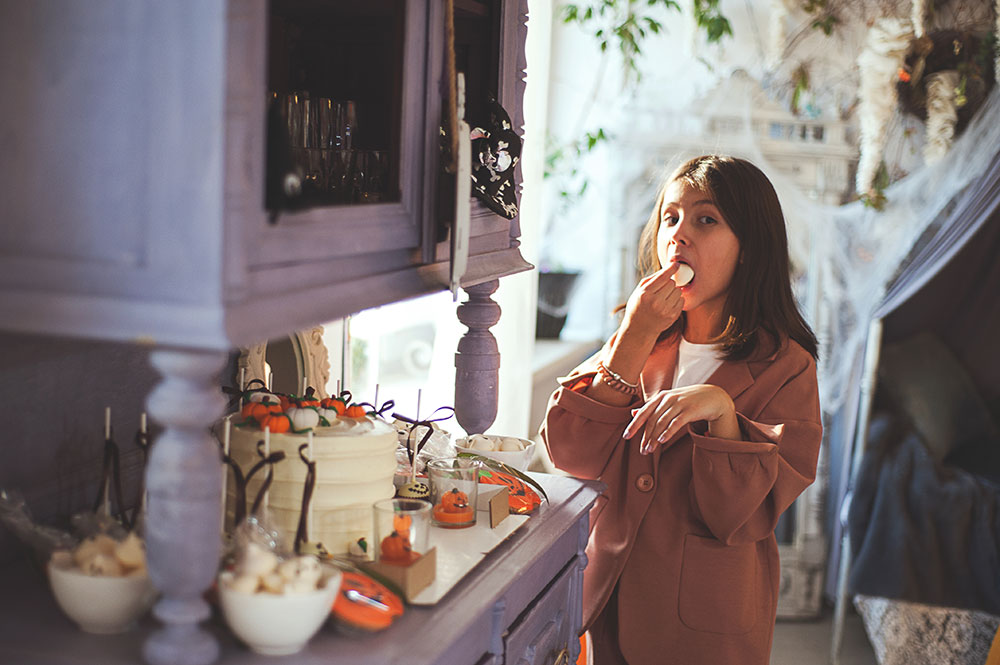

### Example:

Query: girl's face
xmin=655 ymin=179 xmax=741 ymax=337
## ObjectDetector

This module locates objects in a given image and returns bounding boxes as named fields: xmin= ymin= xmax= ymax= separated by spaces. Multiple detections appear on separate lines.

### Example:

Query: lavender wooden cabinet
xmin=0 ymin=1 xmax=533 ymax=663
xmin=0 ymin=475 xmax=602 ymax=665
xmin=0 ymin=0 xmax=531 ymax=351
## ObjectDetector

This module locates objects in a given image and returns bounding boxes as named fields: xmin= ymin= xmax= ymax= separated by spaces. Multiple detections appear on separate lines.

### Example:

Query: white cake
xmin=225 ymin=413 xmax=397 ymax=555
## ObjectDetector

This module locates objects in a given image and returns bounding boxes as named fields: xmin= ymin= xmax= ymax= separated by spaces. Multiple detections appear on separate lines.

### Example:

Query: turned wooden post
xmin=455 ymin=280 xmax=501 ymax=434
xmin=143 ymin=349 xmax=227 ymax=665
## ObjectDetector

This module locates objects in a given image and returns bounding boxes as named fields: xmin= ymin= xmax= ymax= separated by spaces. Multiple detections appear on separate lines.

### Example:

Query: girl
xmin=541 ymin=155 xmax=821 ymax=664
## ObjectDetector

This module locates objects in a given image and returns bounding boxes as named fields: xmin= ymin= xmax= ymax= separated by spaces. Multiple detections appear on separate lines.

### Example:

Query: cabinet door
xmin=504 ymin=561 xmax=576 ymax=665
xmin=225 ymin=0 xmax=436 ymax=283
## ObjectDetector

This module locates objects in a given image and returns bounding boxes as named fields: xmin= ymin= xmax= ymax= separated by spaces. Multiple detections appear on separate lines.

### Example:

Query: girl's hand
xmin=623 ymin=384 xmax=739 ymax=454
xmin=620 ymin=265 xmax=684 ymax=341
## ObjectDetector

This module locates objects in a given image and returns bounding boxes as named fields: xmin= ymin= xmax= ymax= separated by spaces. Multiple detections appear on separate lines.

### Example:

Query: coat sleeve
xmin=540 ymin=362 xmax=637 ymax=480
xmin=688 ymin=352 xmax=822 ymax=546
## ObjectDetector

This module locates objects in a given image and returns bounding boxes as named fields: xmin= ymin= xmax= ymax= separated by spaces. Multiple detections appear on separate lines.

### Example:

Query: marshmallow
xmin=467 ymin=434 xmax=495 ymax=452
xmin=672 ymin=264 xmax=694 ymax=287
xmin=240 ymin=542 xmax=279 ymax=578
xmin=499 ymin=437 xmax=525 ymax=451
xmin=260 ymin=572 xmax=286 ymax=594
xmin=83 ymin=553 xmax=124 ymax=577
xmin=278 ymin=556 xmax=322 ymax=586
xmin=227 ymin=574 xmax=260 ymax=594
xmin=114 ymin=532 xmax=146 ymax=569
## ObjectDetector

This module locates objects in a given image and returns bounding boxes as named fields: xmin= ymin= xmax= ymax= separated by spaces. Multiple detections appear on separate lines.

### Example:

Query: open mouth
xmin=672 ymin=262 xmax=694 ymax=287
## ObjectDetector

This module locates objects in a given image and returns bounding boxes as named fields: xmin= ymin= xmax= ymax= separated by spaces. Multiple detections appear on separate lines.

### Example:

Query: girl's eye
xmin=698 ymin=216 xmax=718 ymax=225
xmin=661 ymin=215 xmax=678 ymax=227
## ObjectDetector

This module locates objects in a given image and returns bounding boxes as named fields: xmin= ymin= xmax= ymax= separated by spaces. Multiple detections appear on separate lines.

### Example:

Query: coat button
xmin=635 ymin=473 xmax=654 ymax=492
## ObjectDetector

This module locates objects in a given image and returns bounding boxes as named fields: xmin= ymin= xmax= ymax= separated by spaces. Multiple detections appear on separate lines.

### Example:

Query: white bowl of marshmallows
xmin=217 ymin=543 xmax=341 ymax=656
xmin=455 ymin=433 xmax=537 ymax=471
xmin=48 ymin=532 xmax=157 ymax=634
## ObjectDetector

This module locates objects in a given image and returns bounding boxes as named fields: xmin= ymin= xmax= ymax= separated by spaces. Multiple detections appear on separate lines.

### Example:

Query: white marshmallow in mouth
xmin=672 ymin=263 xmax=694 ymax=287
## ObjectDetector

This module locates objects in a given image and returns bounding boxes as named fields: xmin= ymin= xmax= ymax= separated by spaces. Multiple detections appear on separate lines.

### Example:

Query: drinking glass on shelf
xmin=302 ymin=148 xmax=325 ymax=196
xmin=427 ymin=458 xmax=481 ymax=529
xmin=284 ymin=92 xmax=305 ymax=148
xmin=326 ymin=149 xmax=352 ymax=202
xmin=347 ymin=150 xmax=389 ymax=203
xmin=343 ymin=100 xmax=357 ymax=151
xmin=318 ymin=98 xmax=346 ymax=149
xmin=372 ymin=498 xmax=431 ymax=565
xmin=301 ymin=94 xmax=318 ymax=149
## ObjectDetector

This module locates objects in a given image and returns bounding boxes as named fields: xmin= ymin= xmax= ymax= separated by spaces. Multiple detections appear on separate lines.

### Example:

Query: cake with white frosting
xmin=225 ymin=393 xmax=397 ymax=555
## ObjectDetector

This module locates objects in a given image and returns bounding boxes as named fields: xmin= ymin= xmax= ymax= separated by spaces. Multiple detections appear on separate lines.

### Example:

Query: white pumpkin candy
xmin=286 ymin=406 xmax=320 ymax=431
xmin=316 ymin=407 xmax=338 ymax=424
xmin=248 ymin=391 xmax=281 ymax=405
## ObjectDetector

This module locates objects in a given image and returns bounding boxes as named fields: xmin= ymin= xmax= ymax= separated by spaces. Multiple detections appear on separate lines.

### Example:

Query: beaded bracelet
xmin=596 ymin=360 xmax=641 ymax=397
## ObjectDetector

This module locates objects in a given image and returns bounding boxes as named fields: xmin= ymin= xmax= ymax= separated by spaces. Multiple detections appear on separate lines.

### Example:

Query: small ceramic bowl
xmin=218 ymin=567 xmax=342 ymax=656
xmin=454 ymin=435 xmax=537 ymax=471
xmin=47 ymin=560 xmax=157 ymax=634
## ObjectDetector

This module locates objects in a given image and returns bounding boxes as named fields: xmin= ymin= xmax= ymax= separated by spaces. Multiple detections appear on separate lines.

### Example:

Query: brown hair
xmin=635 ymin=155 xmax=818 ymax=360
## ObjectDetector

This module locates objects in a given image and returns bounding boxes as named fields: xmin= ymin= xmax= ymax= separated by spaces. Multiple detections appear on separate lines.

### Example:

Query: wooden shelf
xmin=0 ymin=475 xmax=601 ymax=665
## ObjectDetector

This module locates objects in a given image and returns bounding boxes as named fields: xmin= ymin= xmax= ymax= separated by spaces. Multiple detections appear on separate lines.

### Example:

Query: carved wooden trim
xmin=454 ymin=279 xmax=501 ymax=434
xmin=237 ymin=326 xmax=331 ymax=398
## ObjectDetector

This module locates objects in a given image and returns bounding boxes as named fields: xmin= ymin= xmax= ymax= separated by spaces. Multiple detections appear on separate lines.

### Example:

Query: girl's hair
xmin=636 ymin=155 xmax=818 ymax=360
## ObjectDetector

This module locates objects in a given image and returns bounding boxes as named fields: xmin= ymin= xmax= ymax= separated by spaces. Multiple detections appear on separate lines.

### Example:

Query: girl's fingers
xmin=624 ymin=398 xmax=659 ymax=438
xmin=648 ymin=264 xmax=680 ymax=292
xmin=658 ymin=414 xmax=687 ymax=444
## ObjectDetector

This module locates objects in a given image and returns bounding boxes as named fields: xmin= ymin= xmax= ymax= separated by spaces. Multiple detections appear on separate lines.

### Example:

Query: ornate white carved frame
xmin=237 ymin=325 xmax=332 ymax=399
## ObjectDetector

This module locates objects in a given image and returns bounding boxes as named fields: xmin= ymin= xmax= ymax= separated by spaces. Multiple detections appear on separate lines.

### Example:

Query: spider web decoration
xmin=469 ymin=96 xmax=522 ymax=219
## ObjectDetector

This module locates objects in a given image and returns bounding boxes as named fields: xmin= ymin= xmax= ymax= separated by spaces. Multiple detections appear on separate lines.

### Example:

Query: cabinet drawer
xmin=504 ymin=560 xmax=576 ymax=665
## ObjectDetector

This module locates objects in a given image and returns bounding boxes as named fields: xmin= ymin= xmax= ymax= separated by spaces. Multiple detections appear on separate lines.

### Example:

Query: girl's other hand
xmin=621 ymin=264 xmax=684 ymax=341
xmin=624 ymin=384 xmax=739 ymax=454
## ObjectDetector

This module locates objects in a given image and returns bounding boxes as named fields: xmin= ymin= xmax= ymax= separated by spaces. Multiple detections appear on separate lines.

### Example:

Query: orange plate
xmin=331 ymin=570 xmax=404 ymax=632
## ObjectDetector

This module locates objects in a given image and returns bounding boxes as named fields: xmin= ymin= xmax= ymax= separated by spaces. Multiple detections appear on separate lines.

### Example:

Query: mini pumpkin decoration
xmin=320 ymin=397 xmax=347 ymax=415
xmin=259 ymin=412 xmax=292 ymax=434
xmin=392 ymin=514 xmax=412 ymax=538
xmin=296 ymin=387 xmax=321 ymax=409
xmin=440 ymin=488 xmax=469 ymax=513
xmin=379 ymin=531 xmax=413 ymax=565
xmin=245 ymin=401 xmax=283 ymax=423
xmin=317 ymin=407 xmax=338 ymax=424
xmin=344 ymin=404 xmax=367 ymax=418
xmin=286 ymin=406 xmax=320 ymax=431
xmin=247 ymin=391 xmax=281 ymax=405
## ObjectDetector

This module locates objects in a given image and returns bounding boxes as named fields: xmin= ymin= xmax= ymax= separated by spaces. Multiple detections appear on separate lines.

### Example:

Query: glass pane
xmin=346 ymin=292 xmax=461 ymax=423
xmin=266 ymin=0 xmax=403 ymax=210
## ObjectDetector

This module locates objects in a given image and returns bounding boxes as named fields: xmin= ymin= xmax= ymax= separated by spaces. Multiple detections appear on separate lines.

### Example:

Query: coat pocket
xmin=677 ymin=533 xmax=758 ymax=634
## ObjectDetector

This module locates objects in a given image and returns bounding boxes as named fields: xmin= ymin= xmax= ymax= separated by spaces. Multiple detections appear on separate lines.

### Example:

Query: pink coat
xmin=541 ymin=335 xmax=822 ymax=665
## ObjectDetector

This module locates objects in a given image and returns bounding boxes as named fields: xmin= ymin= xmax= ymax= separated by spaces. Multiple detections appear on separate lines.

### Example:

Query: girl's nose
xmin=670 ymin=218 xmax=691 ymax=246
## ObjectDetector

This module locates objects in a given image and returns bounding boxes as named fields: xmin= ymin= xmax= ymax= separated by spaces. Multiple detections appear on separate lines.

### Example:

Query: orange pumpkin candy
xmin=344 ymin=404 xmax=367 ymax=418
xmin=440 ymin=488 xmax=469 ymax=513
xmin=379 ymin=531 xmax=413 ymax=564
xmin=320 ymin=398 xmax=347 ymax=415
xmin=244 ymin=401 xmax=282 ymax=423
xmin=259 ymin=412 xmax=292 ymax=433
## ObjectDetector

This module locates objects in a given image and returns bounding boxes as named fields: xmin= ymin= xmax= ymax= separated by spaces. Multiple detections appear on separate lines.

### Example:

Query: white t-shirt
xmin=672 ymin=337 xmax=724 ymax=389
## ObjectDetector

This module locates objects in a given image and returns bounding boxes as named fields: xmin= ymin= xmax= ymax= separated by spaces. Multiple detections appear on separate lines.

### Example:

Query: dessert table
xmin=0 ymin=473 xmax=602 ymax=665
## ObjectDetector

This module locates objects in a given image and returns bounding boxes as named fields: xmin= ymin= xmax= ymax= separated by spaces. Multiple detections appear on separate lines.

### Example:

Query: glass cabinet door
xmin=242 ymin=0 xmax=435 ymax=268
xmin=266 ymin=0 xmax=405 ymax=210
